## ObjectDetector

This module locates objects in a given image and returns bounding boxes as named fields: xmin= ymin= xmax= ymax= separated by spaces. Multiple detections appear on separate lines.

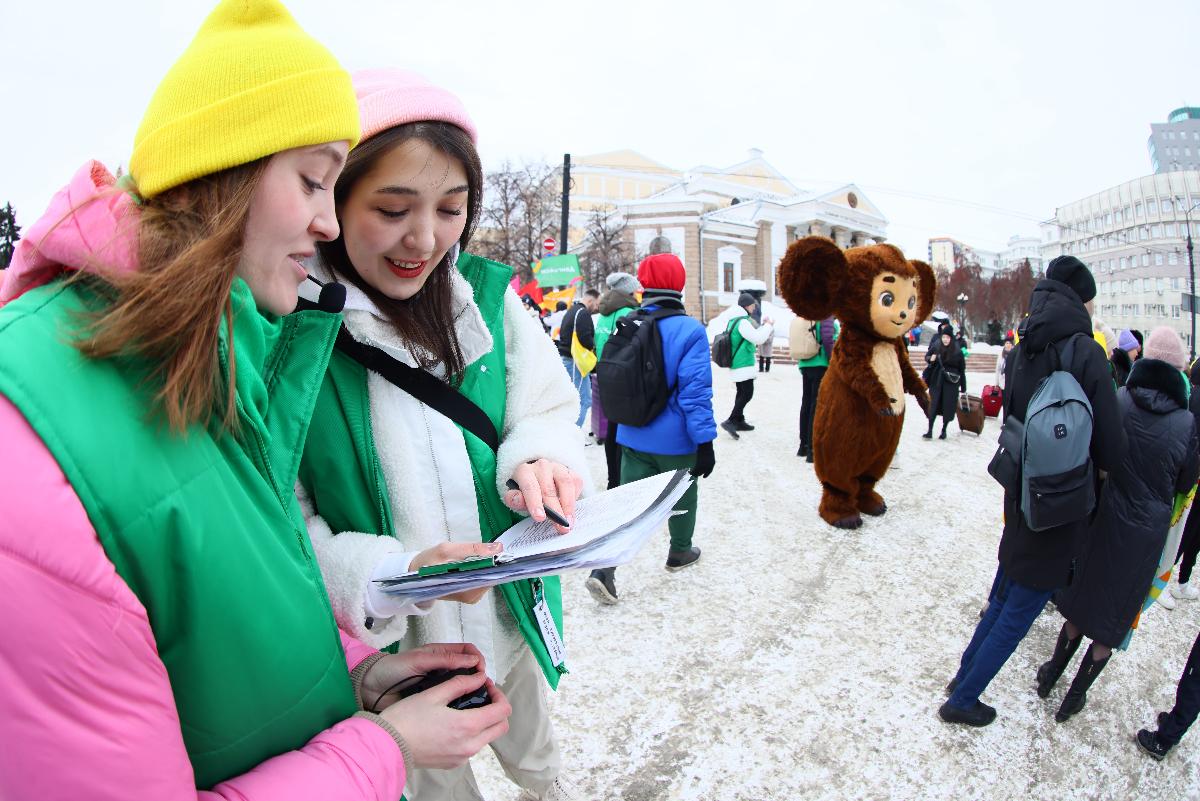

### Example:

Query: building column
xmin=808 ymin=221 xmax=827 ymax=238
xmin=831 ymin=226 xmax=851 ymax=249
xmin=851 ymin=232 xmax=875 ymax=247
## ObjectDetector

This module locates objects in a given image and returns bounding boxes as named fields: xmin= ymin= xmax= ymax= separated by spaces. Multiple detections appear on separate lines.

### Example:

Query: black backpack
xmin=710 ymin=317 xmax=737 ymax=368
xmin=596 ymin=307 xmax=685 ymax=426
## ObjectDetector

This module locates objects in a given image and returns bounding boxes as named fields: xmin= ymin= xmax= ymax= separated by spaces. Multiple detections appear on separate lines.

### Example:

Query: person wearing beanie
xmin=0 ymin=2 xmax=516 ymax=798
xmin=923 ymin=325 xmax=965 ymax=440
xmin=1039 ymin=325 xmax=1198 ymax=723
xmin=585 ymin=252 xmax=718 ymax=604
xmin=718 ymin=292 xmax=775 ymax=439
xmin=941 ymin=255 xmax=1125 ymax=729
xmin=299 ymin=67 xmax=587 ymax=801
xmin=593 ymin=271 xmax=643 ymax=490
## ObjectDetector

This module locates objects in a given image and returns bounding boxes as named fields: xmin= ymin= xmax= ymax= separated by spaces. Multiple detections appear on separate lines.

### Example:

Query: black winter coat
xmin=925 ymin=342 xmax=965 ymax=422
xmin=1111 ymin=348 xmax=1133 ymax=387
xmin=997 ymin=280 xmax=1126 ymax=591
xmin=1055 ymin=358 xmax=1199 ymax=647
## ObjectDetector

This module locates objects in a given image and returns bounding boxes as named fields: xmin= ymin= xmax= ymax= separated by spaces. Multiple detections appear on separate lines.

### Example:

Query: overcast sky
xmin=3 ymin=0 xmax=1197 ymax=258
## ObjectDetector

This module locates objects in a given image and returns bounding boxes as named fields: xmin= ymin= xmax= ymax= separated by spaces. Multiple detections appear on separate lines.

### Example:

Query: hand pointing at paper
xmin=503 ymin=459 xmax=585 ymax=534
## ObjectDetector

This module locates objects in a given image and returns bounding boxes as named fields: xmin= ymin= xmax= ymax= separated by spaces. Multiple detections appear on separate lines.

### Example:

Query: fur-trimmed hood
xmin=1127 ymin=357 xmax=1188 ymax=414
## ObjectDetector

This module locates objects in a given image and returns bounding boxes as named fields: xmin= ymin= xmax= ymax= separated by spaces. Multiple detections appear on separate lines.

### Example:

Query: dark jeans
xmin=799 ymin=366 xmax=826 ymax=447
xmin=729 ymin=379 xmax=755 ymax=423
xmin=948 ymin=565 xmax=1053 ymax=709
xmin=1178 ymin=501 xmax=1200 ymax=584
xmin=1159 ymin=628 xmax=1200 ymax=747
xmin=603 ymin=423 xmax=622 ymax=490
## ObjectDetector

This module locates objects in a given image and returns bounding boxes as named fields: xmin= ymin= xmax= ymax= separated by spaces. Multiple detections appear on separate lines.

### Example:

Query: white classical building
xmin=1051 ymin=170 xmax=1200 ymax=349
xmin=564 ymin=149 xmax=888 ymax=323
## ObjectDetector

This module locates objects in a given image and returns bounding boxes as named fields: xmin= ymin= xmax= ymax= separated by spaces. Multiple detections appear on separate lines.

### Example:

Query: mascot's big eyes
xmin=880 ymin=291 xmax=895 ymax=308
xmin=908 ymin=295 xmax=917 ymax=310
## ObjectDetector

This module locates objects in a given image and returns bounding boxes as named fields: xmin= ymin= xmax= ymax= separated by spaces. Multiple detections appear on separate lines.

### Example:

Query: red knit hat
xmin=637 ymin=253 xmax=686 ymax=292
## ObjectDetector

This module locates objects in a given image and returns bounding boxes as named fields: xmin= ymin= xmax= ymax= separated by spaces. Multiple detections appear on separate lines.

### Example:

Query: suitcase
xmin=956 ymin=394 xmax=985 ymax=435
xmin=981 ymin=384 xmax=1003 ymax=417
xmin=590 ymin=375 xmax=610 ymax=441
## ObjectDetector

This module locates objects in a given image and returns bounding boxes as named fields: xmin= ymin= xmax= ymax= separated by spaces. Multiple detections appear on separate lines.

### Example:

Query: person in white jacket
xmin=297 ymin=70 xmax=589 ymax=801
xmin=719 ymin=292 xmax=775 ymax=439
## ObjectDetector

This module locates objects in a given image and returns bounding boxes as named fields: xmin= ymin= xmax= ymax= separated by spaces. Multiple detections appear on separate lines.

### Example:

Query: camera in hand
xmin=398 ymin=667 xmax=491 ymax=710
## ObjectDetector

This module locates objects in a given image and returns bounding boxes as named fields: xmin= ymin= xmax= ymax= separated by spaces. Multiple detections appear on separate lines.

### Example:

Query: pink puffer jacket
xmin=0 ymin=163 xmax=405 ymax=800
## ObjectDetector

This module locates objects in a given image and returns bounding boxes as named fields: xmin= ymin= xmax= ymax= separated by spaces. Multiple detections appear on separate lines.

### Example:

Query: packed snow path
xmin=473 ymin=369 xmax=1200 ymax=800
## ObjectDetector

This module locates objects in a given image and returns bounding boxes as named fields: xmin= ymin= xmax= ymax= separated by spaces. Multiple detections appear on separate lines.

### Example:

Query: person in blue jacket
xmin=585 ymin=252 xmax=717 ymax=605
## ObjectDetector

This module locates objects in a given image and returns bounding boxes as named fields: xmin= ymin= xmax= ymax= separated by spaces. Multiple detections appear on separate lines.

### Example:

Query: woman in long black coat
xmin=923 ymin=327 xmax=965 ymax=440
xmin=1036 ymin=353 xmax=1200 ymax=723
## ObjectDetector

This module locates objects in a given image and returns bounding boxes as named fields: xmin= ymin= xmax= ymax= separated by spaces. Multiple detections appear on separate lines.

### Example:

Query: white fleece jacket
xmin=300 ymin=260 xmax=590 ymax=682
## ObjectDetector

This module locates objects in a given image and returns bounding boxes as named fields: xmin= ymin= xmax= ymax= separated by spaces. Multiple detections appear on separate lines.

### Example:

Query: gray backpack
xmin=1019 ymin=334 xmax=1096 ymax=531
xmin=987 ymin=333 xmax=1097 ymax=530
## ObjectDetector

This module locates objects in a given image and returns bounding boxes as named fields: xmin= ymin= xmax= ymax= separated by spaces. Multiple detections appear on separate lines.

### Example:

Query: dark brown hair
xmin=318 ymin=121 xmax=483 ymax=382
xmin=76 ymin=159 xmax=268 ymax=433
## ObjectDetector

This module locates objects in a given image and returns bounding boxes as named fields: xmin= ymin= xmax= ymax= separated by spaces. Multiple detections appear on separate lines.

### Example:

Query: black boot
xmin=923 ymin=422 xmax=933 ymax=439
xmin=1055 ymin=643 xmax=1110 ymax=722
xmin=1036 ymin=624 xmax=1083 ymax=698
xmin=764 ymin=358 xmax=772 ymax=372
xmin=939 ymin=422 xmax=948 ymax=440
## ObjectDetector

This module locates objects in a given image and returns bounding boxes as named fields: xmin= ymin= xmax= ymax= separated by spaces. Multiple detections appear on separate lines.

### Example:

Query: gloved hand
xmin=691 ymin=441 xmax=716 ymax=478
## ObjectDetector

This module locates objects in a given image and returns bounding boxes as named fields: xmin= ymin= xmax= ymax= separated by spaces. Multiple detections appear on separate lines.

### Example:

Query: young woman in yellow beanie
xmin=298 ymin=69 xmax=588 ymax=801
xmin=0 ymin=2 xmax=512 ymax=798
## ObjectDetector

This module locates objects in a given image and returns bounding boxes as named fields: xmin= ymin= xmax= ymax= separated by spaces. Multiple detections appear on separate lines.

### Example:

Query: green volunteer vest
xmin=0 ymin=278 xmax=356 ymax=790
xmin=298 ymin=252 xmax=566 ymax=688
xmin=595 ymin=305 xmax=634 ymax=359
xmin=729 ymin=314 xmax=756 ymax=369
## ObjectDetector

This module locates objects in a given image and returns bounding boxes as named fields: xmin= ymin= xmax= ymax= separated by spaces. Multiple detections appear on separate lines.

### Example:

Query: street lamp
xmin=1177 ymin=197 xmax=1200 ymax=361
xmin=956 ymin=292 xmax=969 ymax=335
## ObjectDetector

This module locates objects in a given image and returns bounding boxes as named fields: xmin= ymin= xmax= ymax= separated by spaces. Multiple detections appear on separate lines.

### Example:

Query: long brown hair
xmin=318 ymin=122 xmax=483 ymax=382
xmin=76 ymin=159 xmax=268 ymax=433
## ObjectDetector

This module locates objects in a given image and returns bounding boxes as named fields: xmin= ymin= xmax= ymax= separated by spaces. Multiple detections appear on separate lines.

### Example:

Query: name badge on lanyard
xmin=531 ymin=579 xmax=566 ymax=668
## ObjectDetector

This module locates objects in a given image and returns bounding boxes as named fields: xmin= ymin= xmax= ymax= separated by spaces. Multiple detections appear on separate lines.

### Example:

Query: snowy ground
xmin=472 ymin=369 xmax=1200 ymax=800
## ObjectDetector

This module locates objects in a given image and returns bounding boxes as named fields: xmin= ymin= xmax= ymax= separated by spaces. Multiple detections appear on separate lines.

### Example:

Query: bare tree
xmin=474 ymin=160 xmax=560 ymax=282
xmin=578 ymin=206 xmax=635 ymax=290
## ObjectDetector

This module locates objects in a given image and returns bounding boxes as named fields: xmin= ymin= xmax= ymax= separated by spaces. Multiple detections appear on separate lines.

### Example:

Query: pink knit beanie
xmin=353 ymin=68 xmax=478 ymax=144
xmin=1144 ymin=326 xmax=1188 ymax=370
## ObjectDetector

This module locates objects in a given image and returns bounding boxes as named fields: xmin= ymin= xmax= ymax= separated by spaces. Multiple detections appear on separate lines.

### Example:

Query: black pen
xmin=505 ymin=479 xmax=571 ymax=528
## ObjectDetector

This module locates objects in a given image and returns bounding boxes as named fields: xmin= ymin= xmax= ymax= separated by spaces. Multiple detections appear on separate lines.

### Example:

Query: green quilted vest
xmin=0 ymin=279 xmax=357 ymax=789
xmin=299 ymin=252 xmax=566 ymax=688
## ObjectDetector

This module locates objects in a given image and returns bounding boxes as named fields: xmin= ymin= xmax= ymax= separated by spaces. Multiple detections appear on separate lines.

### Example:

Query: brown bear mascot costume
xmin=778 ymin=236 xmax=936 ymax=529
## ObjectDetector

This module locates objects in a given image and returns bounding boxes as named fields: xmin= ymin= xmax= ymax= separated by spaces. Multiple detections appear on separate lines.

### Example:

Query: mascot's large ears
xmin=777 ymin=236 xmax=846 ymax=320
xmin=910 ymin=259 xmax=936 ymax=324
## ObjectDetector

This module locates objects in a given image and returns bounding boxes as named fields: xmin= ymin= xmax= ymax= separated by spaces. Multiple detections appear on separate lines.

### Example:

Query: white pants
xmin=405 ymin=650 xmax=562 ymax=801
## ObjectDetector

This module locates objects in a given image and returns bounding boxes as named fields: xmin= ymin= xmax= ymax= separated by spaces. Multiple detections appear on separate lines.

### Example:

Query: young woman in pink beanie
xmin=298 ymin=69 xmax=587 ymax=801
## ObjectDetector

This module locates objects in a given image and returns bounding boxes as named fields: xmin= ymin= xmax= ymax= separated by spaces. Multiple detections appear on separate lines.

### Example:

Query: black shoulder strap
xmin=334 ymin=326 xmax=499 ymax=453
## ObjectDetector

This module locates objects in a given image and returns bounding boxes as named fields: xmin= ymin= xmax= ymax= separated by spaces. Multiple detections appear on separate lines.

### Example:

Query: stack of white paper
xmin=374 ymin=469 xmax=692 ymax=605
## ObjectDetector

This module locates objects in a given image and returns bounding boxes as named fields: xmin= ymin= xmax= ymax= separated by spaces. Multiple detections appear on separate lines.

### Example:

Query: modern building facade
xmin=927 ymin=236 xmax=1005 ymax=276
xmin=1149 ymin=107 xmax=1200 ymax=173
xmin=564 ymin=149 xmax=888 ymax=323
xmin=999 ymin=235 xmax=1043 ymax=272
xmin=1051 ymin=170 xmax=1200 ymax=349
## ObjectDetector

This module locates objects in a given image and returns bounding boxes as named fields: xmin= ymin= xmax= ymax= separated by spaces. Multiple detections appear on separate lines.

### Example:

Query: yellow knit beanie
xmin=129 ymin=0 xmax=360 ymax=198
